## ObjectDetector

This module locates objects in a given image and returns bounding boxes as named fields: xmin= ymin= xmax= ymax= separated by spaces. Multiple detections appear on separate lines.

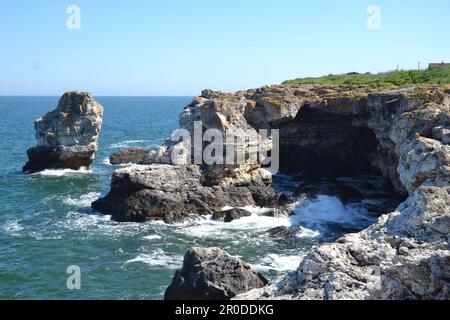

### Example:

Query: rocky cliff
xmin=23 ymin=92 xmax=104 ymax=173
xmin=233 ymin=85 xmax=450 ymax=300
xmin=94 ymin=84 xmax=449 ymax=299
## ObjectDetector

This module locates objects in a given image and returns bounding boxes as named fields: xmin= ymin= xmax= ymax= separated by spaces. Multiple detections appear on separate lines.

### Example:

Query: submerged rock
xmin=212 ymin=208 xmax=252 ymax=222
xmin=23 ymin=91 xmax=103 ymax=173
xmin=164 ymin=247 xmax=268 ymax=300
xmin=267 ymin=226 xmax=299 ymax=239
xmin=109 ymin=147 xmax=150 ymax=165
xmin=294 ymin=179 xmax=379 ymax=204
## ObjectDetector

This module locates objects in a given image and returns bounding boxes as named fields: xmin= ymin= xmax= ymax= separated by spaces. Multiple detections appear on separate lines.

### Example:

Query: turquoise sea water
xmin=0 ymin=96 xmax=382 ymax=299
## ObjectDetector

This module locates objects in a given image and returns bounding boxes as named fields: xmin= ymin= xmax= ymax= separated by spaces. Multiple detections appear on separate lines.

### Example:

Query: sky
xmin=0 ymin=0 xmax=449 ymax=96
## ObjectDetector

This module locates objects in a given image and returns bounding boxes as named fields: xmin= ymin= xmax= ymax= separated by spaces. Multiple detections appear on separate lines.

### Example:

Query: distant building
xmin=428 ymin=62 xmax=450 ymax=70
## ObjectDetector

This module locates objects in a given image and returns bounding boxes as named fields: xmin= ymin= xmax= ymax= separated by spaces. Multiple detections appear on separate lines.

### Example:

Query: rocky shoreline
xmin=93 ymin=84 xmax=449 ymax=300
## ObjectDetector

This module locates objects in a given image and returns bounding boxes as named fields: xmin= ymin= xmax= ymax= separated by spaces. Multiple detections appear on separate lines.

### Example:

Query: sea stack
xmin=23 ymin=91 xmax=104 ymax=173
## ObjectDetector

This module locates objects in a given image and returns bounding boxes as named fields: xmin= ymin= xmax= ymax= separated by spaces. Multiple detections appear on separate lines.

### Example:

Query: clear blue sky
xmin=0 ymin=0 xmax=449 ymax=96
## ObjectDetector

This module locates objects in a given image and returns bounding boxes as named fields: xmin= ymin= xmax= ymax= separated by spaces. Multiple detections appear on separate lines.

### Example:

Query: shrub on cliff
xmin=283 ymin=66 xmax=450 ymax=87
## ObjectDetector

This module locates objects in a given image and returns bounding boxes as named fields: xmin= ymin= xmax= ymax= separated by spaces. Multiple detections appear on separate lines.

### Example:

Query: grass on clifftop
xmin=283 ymin=67 xmax=450 ymax=87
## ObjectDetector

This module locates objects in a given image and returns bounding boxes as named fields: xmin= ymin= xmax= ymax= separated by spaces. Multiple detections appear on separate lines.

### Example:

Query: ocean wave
xmin=143 ymin=235 xmax=162 ymax=241
xmin=33 ymin=168 xmax=92 ymax=177
xmin=290 ymin=195 xmax=376 ymax=232
xmin=102 ymin=158 xmax=112 ymax=166
xmin=2 ymin=220 xmax=23 ymax=235
xmin=171 ymin=211 xmax=292 ymax=240
xmin=56 ymin=211 xmax=166 ymax=240
xmin=125 ymin=249 xmax=183 ymax=269
xmin=296 ymin=226 xmax=321 ymax=238
xmin=251 ymin=253 xmax=305 ymax=272
xmin=110 ymin=140 xmax=146 ymax=149
xmin=63 ymin=192 xmax=101 ymax=208
xmin=27 ymin=231 xmax=63 ymax=241
xmin=102 ymin=157 xmax=141 ymax=167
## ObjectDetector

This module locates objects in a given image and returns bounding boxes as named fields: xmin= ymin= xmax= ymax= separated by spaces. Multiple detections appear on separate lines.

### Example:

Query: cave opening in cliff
xmin=278 ymin=105 xmax=391 ymax=184
xmin=274 ymin=104 xmax=407 ymax=221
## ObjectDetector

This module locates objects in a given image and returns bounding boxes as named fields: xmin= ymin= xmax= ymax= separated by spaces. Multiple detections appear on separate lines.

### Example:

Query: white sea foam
xmin=241 ymin=205 xmax=278 ymax=216
xmin=143 ymin=234 xmax=162 ymax=241
xmin=172 ymin=211 xmax=292 ymax=240
xmin=55 ymin=211 xmax=115 ymax=237
xmin=2 ymin=220 xmax=23 ymax=234
xmin=125 ymin=249 xmax=183 ymax=269
xmin=251 ymin=253 xmax=305 ymax=272
xmin=110 ymin=140 xmax=145 ymax=149
xmin=57 ymin=211 xmax=163 ymax=240
xmin=290 ymin=195 xmax=375 ymax=232
xmin=103 ymin=157 xmax=137 ymax=167
xmin=28 ymin=231 xmax=63 ymax=241
xmin=63 ymin=192 xmax=101 ymax=208
xmin=35 ymin=168 xmax=92 ymax=177
xmin=102 ymin=158 xmax=112 ymax=166
xmin=296 ymin=226 xmax=321 ymax=238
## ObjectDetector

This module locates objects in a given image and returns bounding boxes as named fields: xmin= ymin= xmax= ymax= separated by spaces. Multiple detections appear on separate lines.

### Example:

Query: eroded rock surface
xmin=23 ymin=91 xmax=103 ymax=173
xmin=164 ymin=247 xmax=268 ymax=300
xmin=234 ymin=86 xmax=450 ymax=300
xmin=109 ymin=147 xmax=150 ymax=165
xmin=91 ymin=164 xmax=280 ymax=223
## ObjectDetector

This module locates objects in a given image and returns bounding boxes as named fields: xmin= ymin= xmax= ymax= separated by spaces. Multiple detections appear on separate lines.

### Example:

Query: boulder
xmin=164 ymin=247 xmax=268 ymax=300
xmin=92 ymin=165 xmax=205 ymax=223
xmin=109 ymin=147 xmax=150 ymax=165
xmin=23 ymin=91 xmax=103 ymax=173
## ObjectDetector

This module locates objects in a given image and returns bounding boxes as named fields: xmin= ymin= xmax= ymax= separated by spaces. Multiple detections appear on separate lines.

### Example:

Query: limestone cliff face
xmin=143 ymin=84 xmax=448 ymax=196
xmin=23 ymin=92 xmax=103 ymax=173
xmin=231 ymin=85 xmax=450 ymax=300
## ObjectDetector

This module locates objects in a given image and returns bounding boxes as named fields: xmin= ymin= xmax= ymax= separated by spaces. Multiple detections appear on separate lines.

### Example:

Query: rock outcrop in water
xmin=109 ymin=147 xmax=150 ymax=165
xmin=212 ymin=208 xmax=252 ymax=222
xmin=23 ymin=92 xmax=103 ymax=173
xmin=95 ymin=84 xmax=449 ymax=299
xmin=91 ymin=164 xmax=281 ymax=223
xmin=164 ymin=247 xmax=268 ymax=300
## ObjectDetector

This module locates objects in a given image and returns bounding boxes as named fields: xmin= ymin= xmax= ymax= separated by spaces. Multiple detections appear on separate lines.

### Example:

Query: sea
xmin=0 ymin=96 xmax=387 ymax=299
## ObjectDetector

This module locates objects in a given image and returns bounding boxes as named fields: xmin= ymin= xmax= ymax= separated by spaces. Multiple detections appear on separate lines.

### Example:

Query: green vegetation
xmin=283 ymin=67 xmax=450 ymax=87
